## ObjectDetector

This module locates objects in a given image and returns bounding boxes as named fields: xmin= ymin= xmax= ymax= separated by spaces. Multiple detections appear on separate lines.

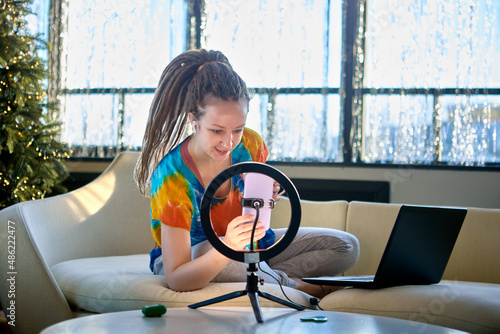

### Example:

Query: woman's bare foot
xmin=291 ymin=278 xmax=345 ymax=299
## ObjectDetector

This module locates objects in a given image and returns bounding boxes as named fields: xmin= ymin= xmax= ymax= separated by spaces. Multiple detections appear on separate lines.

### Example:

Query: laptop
xmin=302 ymin=205 xmax=467 ymax=289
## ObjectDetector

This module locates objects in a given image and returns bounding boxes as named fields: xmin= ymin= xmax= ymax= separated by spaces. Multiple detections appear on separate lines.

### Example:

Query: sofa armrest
xmin=0 ymin=204 xmax=73 ymax=334
xmin=10 ymin=152 xmax=151 ymax=268
xmin=0 ymin=152 xmax=152 ymax=333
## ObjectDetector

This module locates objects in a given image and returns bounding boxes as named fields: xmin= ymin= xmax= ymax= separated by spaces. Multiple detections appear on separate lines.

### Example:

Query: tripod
xmin=192 ymin=164 xmax=305 ymax=323
xmin=188 ymin=262 xmax=305 ymax=323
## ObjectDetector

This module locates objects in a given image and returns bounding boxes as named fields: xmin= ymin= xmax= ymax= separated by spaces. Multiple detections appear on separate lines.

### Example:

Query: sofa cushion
xmin=319 ymin=281 xmax=500 ymax=334
xmin=50 ymin=254 xmax=312 ymax=313
xmin=444 ymin=207 xmax=500 ymax=283
xmin=272 ymin=197 xmax=348 ymax=230
xmin=343 ymin=201 xmax=402 ymax=276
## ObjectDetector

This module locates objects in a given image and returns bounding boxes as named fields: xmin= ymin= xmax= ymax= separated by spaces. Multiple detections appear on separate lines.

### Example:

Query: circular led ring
xmin=200 ymin=162 xmax=301 ymax=263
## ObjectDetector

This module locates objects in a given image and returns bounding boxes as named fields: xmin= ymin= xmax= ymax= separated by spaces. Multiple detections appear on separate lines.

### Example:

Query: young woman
xmin=135 ymin=49 xmax=359 ymax=297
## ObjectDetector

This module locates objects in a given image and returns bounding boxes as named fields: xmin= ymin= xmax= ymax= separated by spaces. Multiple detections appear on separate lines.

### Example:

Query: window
xmin=51 ymin=0 xmax=187 ymax=157
xmin=359 ymin=0 xmax=500 ymax=165
xmin=44 ymin=0 xmax=499 ymax=166
xmin=202 ymin=0 xmax=343 ymax=161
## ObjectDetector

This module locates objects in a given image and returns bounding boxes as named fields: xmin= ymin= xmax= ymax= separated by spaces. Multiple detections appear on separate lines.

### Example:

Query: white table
xmin=41 ymin=307 xmax=467 ymax=333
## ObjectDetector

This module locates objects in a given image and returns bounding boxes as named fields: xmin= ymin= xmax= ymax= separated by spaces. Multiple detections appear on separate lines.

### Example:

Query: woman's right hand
xmin=223 ymin=214 xmax=267 ymax=250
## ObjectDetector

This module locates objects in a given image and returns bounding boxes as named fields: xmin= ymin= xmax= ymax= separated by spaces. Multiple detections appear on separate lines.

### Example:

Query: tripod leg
xmin=188 ymin=290 xmax=246 ymax=309
xmin=248 ymin=292 xmax=264 ymax=323
xmin=258 ymin=291 xmax=305 ymax=311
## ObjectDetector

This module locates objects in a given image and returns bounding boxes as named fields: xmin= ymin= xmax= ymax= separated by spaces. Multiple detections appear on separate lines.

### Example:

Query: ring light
xmin=199 ymin=162 xmax=302 ymax=263
xmin=190 ymin=162 xmax=305 ymax=322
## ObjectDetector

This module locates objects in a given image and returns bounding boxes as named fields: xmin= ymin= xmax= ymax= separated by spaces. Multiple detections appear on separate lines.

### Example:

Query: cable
xmin=320 ymin=285 xmax=332 ymax=296
xmin=248 ymin=199 xmax=325 ymax=310
xmin=257 ymin=262 xmax=320 ymax=311
xmin=249 ymin=202 xmax=260 ymax=252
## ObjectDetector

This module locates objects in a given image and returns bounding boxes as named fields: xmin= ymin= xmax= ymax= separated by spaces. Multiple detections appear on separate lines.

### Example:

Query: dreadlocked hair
xmin=134 ymin=49 xmax=250 ymax=196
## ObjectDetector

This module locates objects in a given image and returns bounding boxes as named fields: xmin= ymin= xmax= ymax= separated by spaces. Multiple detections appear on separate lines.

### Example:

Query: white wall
xmin=271 ymin=164 xmax=500 ymax=209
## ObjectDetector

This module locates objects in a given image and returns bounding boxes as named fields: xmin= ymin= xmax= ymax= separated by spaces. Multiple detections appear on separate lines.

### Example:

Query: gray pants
xmin=154 ymin=227 xmax=359 ymax=289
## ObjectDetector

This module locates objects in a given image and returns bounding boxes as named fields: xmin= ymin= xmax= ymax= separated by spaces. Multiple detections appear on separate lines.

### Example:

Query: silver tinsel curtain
xmin=356 ymin=0 xmax=499 ymax=165
xmin=202 ymin=0 xmax=343 ymax=162
xmin=41 ymin=0 xmax=499 ymax=164
xmin=48 ymin=0 xmax=186 ymax=157
xmin=204 ymin=0 xmax=499 ymax=164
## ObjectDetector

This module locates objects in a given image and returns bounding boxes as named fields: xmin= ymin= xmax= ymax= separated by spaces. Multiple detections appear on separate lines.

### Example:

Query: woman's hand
xmin=272 ymin=181 xmax=286 ymax=201
xmin=223 ymin=214 xmax=267 ymax=250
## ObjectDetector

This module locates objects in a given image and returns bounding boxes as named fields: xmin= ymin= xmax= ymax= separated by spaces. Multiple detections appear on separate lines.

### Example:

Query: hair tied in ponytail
xmin=196 ymin=60 xmax=219 ymax=73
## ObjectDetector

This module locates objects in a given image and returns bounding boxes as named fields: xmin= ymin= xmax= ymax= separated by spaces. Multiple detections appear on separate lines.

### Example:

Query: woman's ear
xmin=188 ymin=113 xmax=197 ymax=132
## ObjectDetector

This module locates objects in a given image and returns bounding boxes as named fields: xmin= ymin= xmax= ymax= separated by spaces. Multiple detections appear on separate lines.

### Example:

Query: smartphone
xmin=241 ymin=173 xmax=274 ymax=230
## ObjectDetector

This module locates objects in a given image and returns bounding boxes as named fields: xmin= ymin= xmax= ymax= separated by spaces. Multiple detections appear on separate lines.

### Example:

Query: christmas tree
xmin=0 ymin=0 xmax=70 ymax=209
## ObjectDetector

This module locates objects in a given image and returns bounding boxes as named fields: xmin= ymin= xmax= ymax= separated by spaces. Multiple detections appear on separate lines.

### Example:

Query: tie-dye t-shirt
xmin=150 ymin=128 xmax=274 ymax=259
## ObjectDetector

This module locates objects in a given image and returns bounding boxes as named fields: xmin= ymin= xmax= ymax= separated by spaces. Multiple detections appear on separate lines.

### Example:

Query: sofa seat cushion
xmin=51 ymin=254 xmax=312 ymax=313
xmin=319 ymin=281 xmax=500 ymax=334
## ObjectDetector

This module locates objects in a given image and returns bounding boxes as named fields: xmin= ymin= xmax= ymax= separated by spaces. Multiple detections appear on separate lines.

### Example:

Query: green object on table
xmin=300 ymin=315 xmax=328 ymax=322
xmin=142 ymin=304 xmax=167 ymax=317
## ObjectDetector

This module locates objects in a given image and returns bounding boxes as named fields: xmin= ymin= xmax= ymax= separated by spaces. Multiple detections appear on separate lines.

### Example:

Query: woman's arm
xmin=161 ymin=225 xmax=227 ymax=291
xmin=161 ymin=214 xmax=266 ymax=291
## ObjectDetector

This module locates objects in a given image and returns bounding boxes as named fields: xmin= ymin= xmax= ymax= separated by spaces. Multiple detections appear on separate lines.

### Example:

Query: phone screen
xmin=241 ymin=173 xmax=274 ymax=230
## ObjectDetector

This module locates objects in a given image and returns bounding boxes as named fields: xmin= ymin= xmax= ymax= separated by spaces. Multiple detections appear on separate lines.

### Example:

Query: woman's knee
xmin=309 ymin=229 xmax=360 ymax=274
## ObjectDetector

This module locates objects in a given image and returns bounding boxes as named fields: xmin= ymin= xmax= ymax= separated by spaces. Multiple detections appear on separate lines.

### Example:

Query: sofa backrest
xmin=343 ymin=201 xmax=402 ymax=276
xmin=15 ymin=151 xmax=152 ymax=267
xmin=444 ymin=206 xmax=500 ymax=284
xmin=344 ymin=201 xmax=500 ymax=284
xmin=272 ymin=197 xmax=348 ymax=231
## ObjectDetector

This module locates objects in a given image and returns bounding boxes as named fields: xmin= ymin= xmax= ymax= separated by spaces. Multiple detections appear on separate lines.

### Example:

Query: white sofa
xmin=1 ymin=152 xmax=499 ymax=334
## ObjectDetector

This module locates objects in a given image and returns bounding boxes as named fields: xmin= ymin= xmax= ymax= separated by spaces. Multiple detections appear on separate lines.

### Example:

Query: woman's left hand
xmin=273 ymin=181 xmax=285 ymax=201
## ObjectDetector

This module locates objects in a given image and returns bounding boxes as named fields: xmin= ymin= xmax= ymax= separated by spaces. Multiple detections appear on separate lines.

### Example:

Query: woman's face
xmin=191 ymin=98 xmax=247 ymax=162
